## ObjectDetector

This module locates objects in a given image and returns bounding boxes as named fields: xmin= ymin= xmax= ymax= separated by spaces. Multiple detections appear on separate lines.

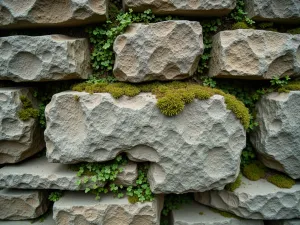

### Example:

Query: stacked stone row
xmin=0 ymin=0 xmax=300 ymax=224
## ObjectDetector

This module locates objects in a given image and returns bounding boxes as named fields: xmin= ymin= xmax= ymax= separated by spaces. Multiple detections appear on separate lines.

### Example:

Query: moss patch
xmin=232 ymin=22 xmax=250 ymax=30
xmin=72 ymin=81 xmax=250 ymax=130
xmin=287 ymin=28 xmax=300 ymax=34
xmin=267 ymin=174 xmax=295 ymax=189
xmin=278 ymin=81 xmax=300 ymax=93
xmin=242 ymin=161 xmax=266 ymax=181
xmin=225 ymin=173 xmax=242 ymax=192
xmin=18 ymin=95 xmax=39 ymax=121
xmin=210 ymin=208 xmax=241 ymax=219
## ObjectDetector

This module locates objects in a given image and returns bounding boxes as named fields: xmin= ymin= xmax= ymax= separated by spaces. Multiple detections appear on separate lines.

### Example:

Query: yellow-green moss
xmin=242 ymin=161 xmax=266 ymax=181
xmin=199 ymin=212 xmax=204 ymax=215
xmin=267 ymin=174 xmax=295 ymax=189
xmin=232 ymin=22 xmax=250 ymax=30
xmin=18 ymin=95 xmax=39 ymax=121
xmin=72 ymin=81 xmax=250 ymax=130
xmin=278 ymin=81 xmax=300 ymax=93
xmin=287 ymin=28 xmax=300 ymax=34
xmin=210 ymin=208 xmax=240 ymax=219
xmin=225 ymin=173 xmax=242 ymax=192
xmin=128 ymin=195 xmax=139 ymax=204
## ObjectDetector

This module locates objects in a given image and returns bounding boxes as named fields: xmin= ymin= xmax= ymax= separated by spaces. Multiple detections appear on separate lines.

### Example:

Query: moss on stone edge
xmin=225 ymin=173 xmax=242 ymax=192
xmin=267 ymin=174 xmax=295 ymax=189
xmin=278 ymin=81 xmax=300 ymax=93
xmin=72 ymin=81 xmax=250 ymax=130
xmin=210 ymin=208 xmax=241 ymax=219
xmin=242 ymin=161 xmax=266 ymax=181
xmin=18 ymin=95 xmax=39 ymax=121
xmin=232 ymin=22 xmax=250 ymax=30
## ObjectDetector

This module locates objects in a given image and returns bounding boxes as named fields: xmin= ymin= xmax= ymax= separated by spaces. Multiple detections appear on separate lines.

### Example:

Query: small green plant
xmin=232 ymin=21 xmax=250 ymax=30
xmin=18 ymin=95 xmax=39 ymax=121
xmin=72 ymin=81 xmax=250 ymax=129
xmin=278 ymin=81 xmax=300 ymax=93
xmin=48 ymin=191 xmax=63 ymax=202
xmin=242 ymin=161 xmax=266 ymax=181
xmin=267 ymin=174 xmax=295 ymax=189
xmin=270 ymin=75 xmax=291 ymax=87
xmin=241 ymin=141 xmax=257 ymax=168
xmin=230 ymin=0 xmax=255 ymax=25
xmin=225 ymin=173 xmax=242 ymax=192
xmin=202 ymin=77 xmax=217 ymax=88
xmin=162 ymin=194 xmax=193 ymax=216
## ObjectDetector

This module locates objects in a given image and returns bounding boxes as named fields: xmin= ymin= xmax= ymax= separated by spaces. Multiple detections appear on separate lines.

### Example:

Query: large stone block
xmin=245 ymin=0 xmax=300 ymax=24
xmin=123 ymin=0 xmax=236 ymax=16
xmin=0 ymin=189 xmax=49 ymax=220
xmin=208 ymin=30 xmax=300 ymax=79
xmin=53 ymin=192 xmax=163 ymax=225
xmin=0 ymin=87 xmax=44 ymax=164
xmin=0 ymin=213 xmax=55 ymax=225
xmin=251 ymin=91 xmax=300 ymax=179
xmin=113 ymin=21 xmax=203 ymax=82
xmin=172 ymin=202 xmax=264 ymax=225
xmin=195 ymin=176 xmax=300 ymax=220
xmin=0 ymin=35 xmax=90 ymax=82
xmin=45 ymin=92 xmax=246 ymax=193
xmin=0 ymin=156 xmax=137 ymax=190
xmin=0 ymin=0 xmax=107 ymax=29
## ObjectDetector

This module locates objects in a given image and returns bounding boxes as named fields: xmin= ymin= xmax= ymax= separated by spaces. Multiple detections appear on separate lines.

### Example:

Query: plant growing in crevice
xmin=48 ymin=191 xmax=63 ymax=202
xmin=225 ymin=173 xmax=242 ymax=192
xmin=18 ymin=95 xmax=39 ymax=121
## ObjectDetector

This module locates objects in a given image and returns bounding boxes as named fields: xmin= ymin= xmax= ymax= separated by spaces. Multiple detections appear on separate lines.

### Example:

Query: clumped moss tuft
xmin=18 ymin=95 xmax=39 ymax=121
xmin=242 ymin=161 xmax=266 ymax=181
xmin=232 ymin=22 xmax=250 ymax=30
xmin=225 ymin=173 xmax=242 ymax=192
xmin=278 ymin=81 xmax=300 ymax=93
xmin=72 ymin=81 xmax=250 ymax=130
xmin=267 ymin=174 xmax=295 ymax=189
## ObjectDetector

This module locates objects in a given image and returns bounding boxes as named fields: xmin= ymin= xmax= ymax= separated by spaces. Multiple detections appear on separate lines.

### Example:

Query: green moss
xmin=287 ymin=28 xmax=300 ymax=34
xmin=278 ymin=81 xmax=300 ymax=93
xmin=199 ymin=212 xmax=204 ymax=215
xmin=225 ymin=173 xmax=242 ymax=192
xmin=267 ymin=174 xmax=295 ymax=189
xmin=128 ymin=195 xmax=139 ymax=204
xmin=232 ymin=22 xmax=250 ymax=30
xmin=210 ymin=208 xmax=240 ymax=219
xmin=242 ymin=161 xmax=266 ymax=181
xmin=72 ymin=81 xmax=250 ymax=129
xmin=74 ymin=95 xmax=80 ymax=102
xmin=18 ymin=95 xmax=39 ymax=121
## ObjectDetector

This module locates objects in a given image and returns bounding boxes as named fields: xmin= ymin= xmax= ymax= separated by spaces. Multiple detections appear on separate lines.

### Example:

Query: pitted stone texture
xmin=265 ymin=220 xmax=300 ymax=225
xmin=245 ymin=0 xmax=300 ymax=24
xmin=208 ymin=30 xmax=300 ymax=79
xmin=0 ymin=189 xmax=49 ymax=220
xmin=195 ymin=176 xmax=300 ymax=220
xmin=0 ymin=35 xmax=90 ymax=82
xmin=53 ymin=192 xmax=163 ymax=225
xmin=0 ymin=87 xmax=44 ymax=164
xmin=0 ymin=0 xmax=107 ymax=29
xmin=0 ymin=213 xmax=55 ymax=225
xmin=172 ymin=202 xmax=264 ymax=225
xmin=45 ymin=92 xmax=246 ymax=193
xmin=0 ymin=156 xmax=137 ymax=190
xmin=113 ymin=21 xmax=203 ymax=83
xmin=251 ymin=92 xmax=300 ymax=179
xmin=123 ymin=0 xmax=236 ymax=16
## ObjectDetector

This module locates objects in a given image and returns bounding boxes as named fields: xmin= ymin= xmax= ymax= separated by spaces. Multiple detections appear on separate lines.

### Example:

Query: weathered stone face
xmin=113 ymin=21 xmax=203 ymax=83
xmin=250 ymin=91 xmax=300 ymax=179
xmin=208 ymin=30 xmax=300 ymax=79
xmin=0 ymin=0 xmax=107 ymax=29
xmin=195 ymin=177 xmax=300 ymax=220
xmin=172 ymin=202 xmax=264 ymax=225
xmin=123 ymin=0 xmax=236 ymax=16
xmin=0 ymin=87 xmax=44 ymax=164
xmin=0 ymin=35 xmax=91 ymax=82
xmin=0 ymin=213 xmax=55 ymax=225
xmin=245 ymin=0 xmax=300 ymax=24
xmin=0 ymin=156 xmax=137 ymax=190
xmin=0 ymin=189 xmax=49 ymax=220
xmin=45 ymin=92 xmax=246 ymax=193
xmin=53 ymin=192 xmax=163 ymax=225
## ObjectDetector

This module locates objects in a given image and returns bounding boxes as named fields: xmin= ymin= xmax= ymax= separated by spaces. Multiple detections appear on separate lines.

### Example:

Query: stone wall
xmin=0 ymin=0 xmax=300 ymax=224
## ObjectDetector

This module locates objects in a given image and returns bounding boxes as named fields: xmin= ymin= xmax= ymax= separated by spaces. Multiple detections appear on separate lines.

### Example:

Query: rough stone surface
xmin=0 ymin=35 xmax=91 ymax=82
xmin=195 ymin=176 xmax=300 ymax=220
xmin=0 ymin=213 xmax=54 ymax=225
xmin=172 ymin=202 xmax=264 ymax=225
xmin=0 ymin=0 xmax=107 ymax=29
xmin=265 ymin=220 xmax=300 ymax=225
xmin=0 ymin=87 xmax=44 ymax=164
xmin=123 ymin=0 xmax=236 ymax=16
xmin=0 ymin=156 xmax=137 ymax=190
xmin=45 ymin=91 xmax=246 ymax=193
xmin=113 ymin=21 xmax=203 ymax=83
xmin=245 ymin=0 xmax=300 ymax=24
xmin=251 ymin=91 xmax=300 ymax=179
xmin=0 ymin=189 xmax=49 ymax=220
xmin=208 ymin=30 xmax=300 ymax=79
xmin=53 ymin=192 xmax=163 ymax=225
